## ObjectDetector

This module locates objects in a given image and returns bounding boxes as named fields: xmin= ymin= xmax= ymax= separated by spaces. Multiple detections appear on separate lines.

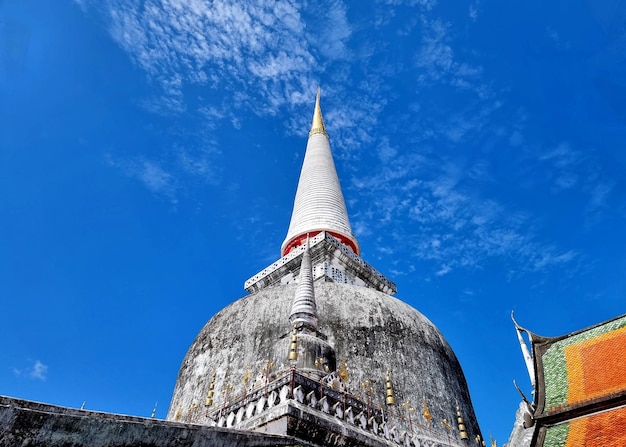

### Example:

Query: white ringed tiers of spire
xmin=289 ymin=240 xmax=318 ymax=330
xmin=281 ymin=89 xmax=360 ymax=256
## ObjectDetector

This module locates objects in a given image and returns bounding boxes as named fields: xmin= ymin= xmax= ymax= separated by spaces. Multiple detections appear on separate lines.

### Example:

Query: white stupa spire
xmin=281 ymin=88 xmax=360 ymax=256
xmin=289 ymin=238 xmax=318 ymax=330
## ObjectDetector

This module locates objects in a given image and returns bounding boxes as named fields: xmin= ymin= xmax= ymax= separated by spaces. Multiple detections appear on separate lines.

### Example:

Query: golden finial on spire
xmin=309 ymin=86 xmax=328 ymax=137
xmin=288 ymin=327 xmax=298 ymax=361
xmin=205 ymin=372 xmax=216 ymax=406
xmin=315 ymin=357 xmax=329 ymax=372
xmin=457 ymin=403 xmax=469 ymax=440
xmin=385 ymin=371 xmax=396 ymax=405
xmin=338 ymin=359 xmax=349 ymax=382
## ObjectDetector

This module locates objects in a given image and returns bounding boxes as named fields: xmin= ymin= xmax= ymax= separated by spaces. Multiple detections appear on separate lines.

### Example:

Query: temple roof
xmin=281 ymin=89 xmax=360 ymax=256
xmin=519 ymin=313 xmax=626 ymax=447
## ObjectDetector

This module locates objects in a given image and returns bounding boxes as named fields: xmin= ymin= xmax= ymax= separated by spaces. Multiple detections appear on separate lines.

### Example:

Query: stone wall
xmin=504 ymin=402 xmax=534 ymax=447
xmin=0 ymin=395 xmax=305 ymax=447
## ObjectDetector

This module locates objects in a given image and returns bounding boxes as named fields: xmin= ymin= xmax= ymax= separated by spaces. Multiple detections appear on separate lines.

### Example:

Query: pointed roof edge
xmin=511 ymin=311 xmax=536 ymax=389
xmin=309 ymin=86 xmax=327 ymax=137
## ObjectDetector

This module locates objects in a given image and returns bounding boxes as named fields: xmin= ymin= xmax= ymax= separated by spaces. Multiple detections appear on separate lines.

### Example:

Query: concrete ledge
xmin=0 ymin=395 xmax=304 ymax=447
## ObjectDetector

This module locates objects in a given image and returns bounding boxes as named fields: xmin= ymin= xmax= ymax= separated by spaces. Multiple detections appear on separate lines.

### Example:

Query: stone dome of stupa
xmin=168 ymin=282 xmax=481 ymax=440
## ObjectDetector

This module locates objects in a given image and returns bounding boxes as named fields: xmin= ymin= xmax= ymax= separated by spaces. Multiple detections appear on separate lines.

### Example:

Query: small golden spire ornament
xmin=288 ymin=328 xmax=298 ymax=361
xmin=423 ymin=399 xmax=432 ymax=424
xmin=315 ymin=357 xmax=329 ymax=372
xmin=338 ymin=359 xmax=349 ymax=382
xmin=361 ymin=379 xmax=374 ymax=394
xmin=441 ymin=418 xmax=452 ymax=431
xmin=457 ymin=403 xmax=469 ymax=440
xmin=205 ymin=372 xmax=216 ymax=406
xmin=385 ymin=371 xmax=396 ymax=405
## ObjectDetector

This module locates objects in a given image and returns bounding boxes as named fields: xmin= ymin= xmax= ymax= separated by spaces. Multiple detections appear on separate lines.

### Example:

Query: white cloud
xmin=435 ymin=264 xmax=452 ymax=276
xmin=416 ymin=18 xmax=454 ymax=82
xmin=415 ymin=17 xmax=483 ymax=89
xmin=539 ymin=142 xmax=580 ymax=167
xmin=78 ymin=0 xmax=499 ymax=199
xmin=138 ymin=161 xmax=174 ymax=194
xmin=78 ymin=0 xmax=334 ymax=115
xmin=588 ymin=181 xmax=614 ymax=210
xmin=30 ymin=360 xmax=48 ymax=380
xmin=536 ymin=142 xmax=615 ymax=210
xmin=350 ymin=150 xmax=580 ymax=277
xmin=13 ymin=360 xmax=48 ymax=381
xmin=78 ymin=0 xmax=378 ymax=199
xmin=380 ymin=0 xmax=437 ymax=9
xmin=469 ymin=3 xmax=479 ymax=22
xmin=106 ymin=155 xmax=178 ymax=205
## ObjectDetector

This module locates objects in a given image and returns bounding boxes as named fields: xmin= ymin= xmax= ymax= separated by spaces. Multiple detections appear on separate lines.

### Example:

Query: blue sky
xmin=1 ymin=0 xmax=625 ymax=443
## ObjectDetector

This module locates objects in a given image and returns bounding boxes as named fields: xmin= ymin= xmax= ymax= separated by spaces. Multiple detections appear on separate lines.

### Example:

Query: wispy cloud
xmin=351 ymin=151 xmax=580 ymax=278
xmin=31 ymin=360 xmax=48 ymax=380
xmin=415 ymin=17 xmax=483 ymax=92
xmin=13 ymin=360 xmax=48 ymax=381
xmin=77 ymin=0 xmax=364 ymax=201
xmin=535 ymin=142 xmax=615 ymax=211
xmin=469 ymin=2 xmax=479 ymax=22
xmin=74 ymin=0 xmax=442 ymax=155
xmin=105 ymin=155 xmax=178 ymax=205
xmin=79 ymin=0 xmax=338 ymax=114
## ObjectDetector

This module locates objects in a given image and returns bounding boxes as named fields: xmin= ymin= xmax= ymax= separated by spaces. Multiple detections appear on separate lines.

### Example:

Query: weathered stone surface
xmin=245 ymin=232 xmax=396 ymax=295
xmin=0 ymin=396 xmax=303 ymax=447
xmin=505 ymin=401 xmax=534 ymax=447
xmin=167 ymin=282 xmax=482 ymax=442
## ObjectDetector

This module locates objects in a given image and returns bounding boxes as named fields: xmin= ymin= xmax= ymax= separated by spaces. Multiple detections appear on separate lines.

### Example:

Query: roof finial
xmin=309 ymin=86 xmax=327 ymax=137
xmin=456 ymin=403 xmax=469 ymax=441
xmin=288 ymin=327 xmax=298 ymax=361
xmin=511 ymin=311 xmax=536 ymax=388
xmin=205 ymin=372 xmax=216 ymax=406
xmin=385 ymin=371 xmax=396 ymax=405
